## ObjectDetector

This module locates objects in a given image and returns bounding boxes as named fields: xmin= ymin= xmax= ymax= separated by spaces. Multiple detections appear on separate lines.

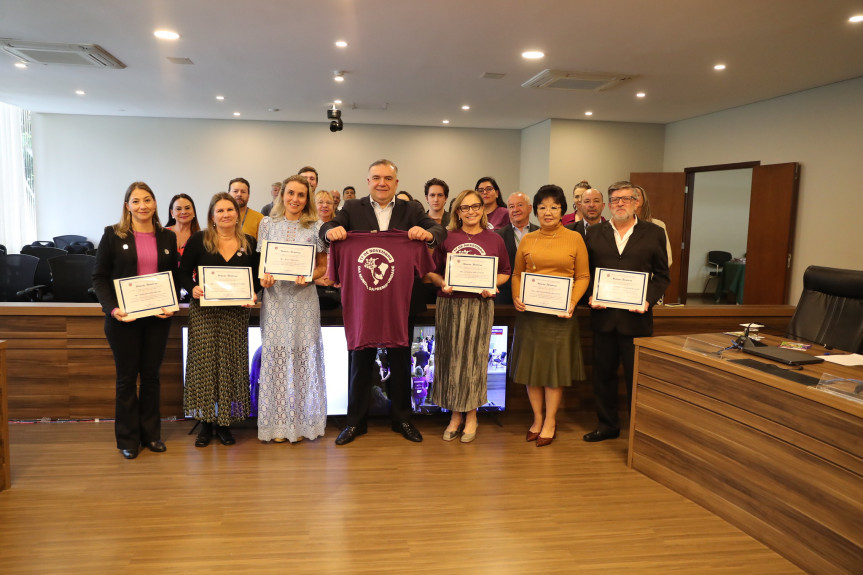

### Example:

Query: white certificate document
xmin=444 ymin=253 xmax=498 ymax=294
xmin=113 ymin=271 xmax=179 ymax=319
xmin=520 ymin=272 xmax=573 ymax=315
xmin=259 ymin=240 xmax=316 ymax=282
xmin=592 ymin=267 xmax=649 ymax=310
xmin=199 ymin=266 xmax=255 ymax=306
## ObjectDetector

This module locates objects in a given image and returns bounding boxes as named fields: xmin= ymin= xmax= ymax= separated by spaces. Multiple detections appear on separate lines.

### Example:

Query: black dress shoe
xmin=144 ymin=440 xmax=167 ymax=453
xmin=392 ymin=421 xmax=423 ymax=443
xmin=120 ymin=447 xmax=139 ymax=459
xmin=195 ymin=422 xmax=213 ymax=448
xmin=335 ymin=425 xmax=367 ymax=446
xmin=583 ymin=428 xmax=621 ymax=442
xmin=215 ymin=425 xmax=236 ymax=446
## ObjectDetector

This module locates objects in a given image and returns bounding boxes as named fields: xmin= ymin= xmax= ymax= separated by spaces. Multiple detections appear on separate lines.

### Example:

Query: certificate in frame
xmin=259 ymin=240 xmax=316 ymax=282
xmin=520 ymin=272 xmax=573 ymax=315
xmin=592 ymin=267 xmax=649 ymax=310
xmin=444 ymin=253 xmax=498 ymax=294
xmin=113 ymin=271 xmax=180 ymax=319
xmin=199 ymin=266 xmax=255 ymax=306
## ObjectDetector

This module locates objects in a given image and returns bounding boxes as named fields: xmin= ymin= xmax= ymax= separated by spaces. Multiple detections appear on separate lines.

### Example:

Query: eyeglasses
xmin=609 ymin=196 xmax=637 ymax=205
xmin=536 ymin=205 xmax=561 ymax=212
xmin=458 ymin=203 xmax=483 ymax=214
xmin=476 ymin=186 xmax=496 ymax=193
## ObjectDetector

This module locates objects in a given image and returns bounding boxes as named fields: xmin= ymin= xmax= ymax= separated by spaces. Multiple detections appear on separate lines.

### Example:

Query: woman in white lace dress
xmin=257 ymin=175 xmax=328 ymax=442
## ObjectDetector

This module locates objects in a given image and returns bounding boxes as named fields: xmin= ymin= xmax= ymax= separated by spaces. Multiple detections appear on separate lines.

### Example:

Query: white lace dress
xmin=256 ymin=218 xmax=327 ymax=441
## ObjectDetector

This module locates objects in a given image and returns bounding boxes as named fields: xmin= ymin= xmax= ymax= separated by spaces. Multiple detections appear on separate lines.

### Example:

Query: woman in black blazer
xmin=92 ymin=182 xmax=178 ymax=460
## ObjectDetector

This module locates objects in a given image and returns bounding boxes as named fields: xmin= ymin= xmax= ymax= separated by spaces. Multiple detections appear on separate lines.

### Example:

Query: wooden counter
xmin=0 ymin=340 xmax=8 ymax=491
xmin=0 ymin=302 xmax=794 ymax=420
xmin=628 ymin=333 xmax=863 ymax=574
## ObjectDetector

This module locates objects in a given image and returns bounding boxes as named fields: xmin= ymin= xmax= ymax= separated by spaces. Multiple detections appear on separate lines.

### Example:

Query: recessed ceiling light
xmin=850 ymin=15 xmax=863 ymax=23
xmin=714 ymin=63 xmax=726 ymax=71
xmin=636 ymin=92 xmax=646 ymax=98
xmin=334 ymin=99 xmax=342 ymax=105
xmin=461 ymin=105 xmax=470 ymax=111
xmin=75 ymin=90 xmax=86 ymax=96
xmin=154 ymin=30 xmax=180 ymax=40
xmin=521 ymin=50 xmax=544 ymax=60
xmin=14 ymin=62 xmax=27 ymax=69
xmin=442 ymin=119 xmax=450 ymax=124
xmin=216 ymin=95 xmax=225 ymax=101
xmin=584 ymin=111 xmax=593 ymax=116
xmin=233 ymin=112 xmax=241 ymax=117
xmin=335 ymin=40 xmax=348 ymax=48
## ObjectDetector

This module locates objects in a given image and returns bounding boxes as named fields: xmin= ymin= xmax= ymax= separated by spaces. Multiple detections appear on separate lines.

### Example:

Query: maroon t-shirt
xmin=329 ymin=230 xmax=435 ymax=350
xmin=432 ymin=229 xmax=511 ymax=299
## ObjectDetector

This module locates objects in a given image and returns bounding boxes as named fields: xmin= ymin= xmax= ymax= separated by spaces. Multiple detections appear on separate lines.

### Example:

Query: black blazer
xmin=495 ymin=223 xmax=538 ymax=305
xmin=320 ymin=196 xmax=446 ymax=247
xmin=92 ymin=225 xmax=179 ymax=315
xmin=585 ymin=220 xmax=670 ymax=337
xmin=565 ymin=218 xmax=605 ymax=239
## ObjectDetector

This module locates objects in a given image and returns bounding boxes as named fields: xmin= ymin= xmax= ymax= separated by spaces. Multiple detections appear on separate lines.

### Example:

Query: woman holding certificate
xmin=424 ymin=189 xmax=511 ymax=443
xmin=256 ymin=175 xmax=328 ymax=443
xmin=92 ymin=182 xmax=178 ymax=460
xmin=511 ymin=185 xmax=590 ymax=447
xmin=180 ymin=192 xmax=259 ymax=448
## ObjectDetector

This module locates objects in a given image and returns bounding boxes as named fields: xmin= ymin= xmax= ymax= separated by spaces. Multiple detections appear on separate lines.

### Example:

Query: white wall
xmin=664 ymin=76 xmax=863 ymax=303
xmin=518 ymin=119 xmax=551 ymax=199
xmin=32 ymin=115 xmax=521 ymax=243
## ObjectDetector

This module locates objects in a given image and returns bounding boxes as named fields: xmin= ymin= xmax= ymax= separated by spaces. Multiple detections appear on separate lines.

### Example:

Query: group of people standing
xmin=92 ymin=160 xmax=669 ymax=459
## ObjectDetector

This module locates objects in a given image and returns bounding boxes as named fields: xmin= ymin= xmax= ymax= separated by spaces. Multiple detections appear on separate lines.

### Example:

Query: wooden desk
xmin=628 ymin=333 xmax=863 ymax=574
xmin=1 ymin=340 xmax=9 ymax=491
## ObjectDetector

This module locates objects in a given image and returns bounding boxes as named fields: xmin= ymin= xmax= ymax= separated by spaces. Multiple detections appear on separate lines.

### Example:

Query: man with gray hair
xmin=496 ymin=192 xmax=537 ymax=305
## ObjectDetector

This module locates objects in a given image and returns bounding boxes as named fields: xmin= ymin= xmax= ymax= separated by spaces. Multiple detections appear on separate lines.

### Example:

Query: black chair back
xmin=707 ymin=251 xmax=733 ymax=267
xmin=20 ymin=246 xmax=67 ymax=288
xmin=53 ymin=235 xmax=88 ymax=250
xmin=0 ymin=244 xmax=6 ymax=255
xmin=0 ymin=254 xmax=39 ymax=301
xmin=30 ymin=240 xmax=55 ymax=248
xmin=47 ymin=254 xmax=98 ymax=303
xmin=787 ymin=266 xmax=863 ymax=353
xmin=65 ymin=241 xmax=95 ymax=254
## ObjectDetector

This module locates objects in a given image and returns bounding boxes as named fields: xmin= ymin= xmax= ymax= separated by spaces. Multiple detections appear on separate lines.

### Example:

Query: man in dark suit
xmin=320 ymin=159 xmax=446 ymax=445
xmin=495 ymin=192 xmax=537 ymax=305
xmin=584 ymin=181 xmax=669 ymax=442
xmin=566 ymin=188 xmax=606 ymax=239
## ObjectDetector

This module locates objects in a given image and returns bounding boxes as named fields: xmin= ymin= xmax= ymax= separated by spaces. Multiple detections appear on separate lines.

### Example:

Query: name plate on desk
xmin=445 ymin=253 xmax=498 ymax=294
xmin=199 ymin=266 xmax=254 ymax=306
xmin=593 ymin=268 xmax=648 ymax=310
xmin=113 ymin=271 xmax=179 ymax=319
xmin=520 ymin=272 xmax=572 ymax=315
xmin=259 ymin=240 xmax=315 ymax=282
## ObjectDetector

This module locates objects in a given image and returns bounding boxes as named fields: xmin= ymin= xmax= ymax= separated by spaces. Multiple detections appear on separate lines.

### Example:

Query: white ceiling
xmin=2 ymin=0 xmax=862 ymax=130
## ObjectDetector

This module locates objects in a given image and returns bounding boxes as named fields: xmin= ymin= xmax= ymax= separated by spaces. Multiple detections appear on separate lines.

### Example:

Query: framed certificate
xmin=592 ymin=267 xmax=649 ymax=310
xmin=520 ymin=272 xmax=573 ymax=315
xmin=259 ymin=240 xmax=316 ymax=282
xmin=113 ymin=271 xmax=179 ymax=319
xmin=444 ymin=253 xmax=498 ymax=294
xmin=199 ymin=266 xmax=255 ymax=306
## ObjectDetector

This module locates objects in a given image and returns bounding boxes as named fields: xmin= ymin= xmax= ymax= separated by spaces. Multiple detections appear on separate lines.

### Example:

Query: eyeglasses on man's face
xmin=609 ymin=195 xmax=637 ymax=205
xmin=457 ymin=203 xmax=483 ymax=214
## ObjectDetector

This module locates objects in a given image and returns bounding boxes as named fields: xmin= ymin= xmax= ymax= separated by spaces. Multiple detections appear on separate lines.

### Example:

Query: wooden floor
xmin=0 ymin=414 xmax=802 ymax=575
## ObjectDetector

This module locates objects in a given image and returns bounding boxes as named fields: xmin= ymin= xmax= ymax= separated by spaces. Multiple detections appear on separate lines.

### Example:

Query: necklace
xmin=527 ymin=230 xmax=557 ymax=270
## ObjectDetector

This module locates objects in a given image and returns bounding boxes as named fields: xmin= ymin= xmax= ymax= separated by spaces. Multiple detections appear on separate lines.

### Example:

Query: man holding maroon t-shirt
xmin=321 ymin=159 xmax=446 ymax=445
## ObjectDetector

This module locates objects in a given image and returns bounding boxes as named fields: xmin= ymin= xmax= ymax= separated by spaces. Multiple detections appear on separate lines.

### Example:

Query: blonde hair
xmin=113 ymin=182 xmax=163 ymax=238
xmin=448 ymin=190 xmax=488 ymax=231
xmin=203 ymin=192 xmax=251 ymax=254
xmin=269 ymin=175 xmax=317 ymax=227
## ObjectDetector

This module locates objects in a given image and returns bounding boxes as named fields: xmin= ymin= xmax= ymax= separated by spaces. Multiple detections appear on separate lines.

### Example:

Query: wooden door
xmin=630 ymin=172 xmax=686 ymax=303
xmin=743 ymin=163 xmax=800 ymax=304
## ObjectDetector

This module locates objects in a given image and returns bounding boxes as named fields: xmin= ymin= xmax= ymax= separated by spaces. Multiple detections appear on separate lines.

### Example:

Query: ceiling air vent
xmin=0 ymin=39 xmax=126 ymax=69
xmin=522 ymin=69 xmax=630 ymax=91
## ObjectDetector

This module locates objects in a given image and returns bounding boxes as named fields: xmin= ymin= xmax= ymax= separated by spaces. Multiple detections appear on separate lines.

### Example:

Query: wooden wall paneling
xmin=0 ymin=341 xmax=9 ymax=491
xmin=6 ymin=343 xmax=69 ymax=419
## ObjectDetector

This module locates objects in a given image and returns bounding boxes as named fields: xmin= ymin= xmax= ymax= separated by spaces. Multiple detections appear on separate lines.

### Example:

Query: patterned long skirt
xmin=431 ymin=296 xmax=494 ymax=412
xmin=510 ymin=312 xmax=584 ymax=388
xmin=184 ymin=299 xmax=251 ymax=425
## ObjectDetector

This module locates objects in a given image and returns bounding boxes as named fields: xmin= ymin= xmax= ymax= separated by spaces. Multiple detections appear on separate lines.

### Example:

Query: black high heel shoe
xmin=195 ymin=421 xmax=213 ymax=447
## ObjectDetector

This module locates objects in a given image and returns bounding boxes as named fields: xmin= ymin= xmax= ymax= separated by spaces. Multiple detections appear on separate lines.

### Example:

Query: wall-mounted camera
xmin=328 ymin=107 xmax=343 ymax=132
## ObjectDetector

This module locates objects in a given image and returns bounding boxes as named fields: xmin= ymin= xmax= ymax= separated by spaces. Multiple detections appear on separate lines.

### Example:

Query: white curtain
xmin=0 ymin=101 xmax=36 ymax=253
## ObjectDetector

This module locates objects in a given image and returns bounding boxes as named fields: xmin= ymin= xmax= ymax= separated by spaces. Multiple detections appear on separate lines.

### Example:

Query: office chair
xmin=20 ymin=246 xmax=67 ymax=295
xmin=47 ymin=254 xmax=99 ymax=302
xmin=0 ymin=254 xmax=43 ymax=302
xmin=787 ymin=266 xmax=863 ymax=354
xmin=53 ymin=235 xmax=88 ymax=250
xmin=30 ymin=240 xmax=55 ymax=248
xmin=702 ymin=250 xmax=733 ymax=294
xmin=0 ymin=244 xmax=6 ymax=255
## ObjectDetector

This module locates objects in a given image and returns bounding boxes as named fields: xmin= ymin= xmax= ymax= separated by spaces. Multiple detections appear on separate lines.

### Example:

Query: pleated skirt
xmin=431 ymin=296 xmax=494 ymax=412
xmin=511 ymin=311 xmax=584 ymax=388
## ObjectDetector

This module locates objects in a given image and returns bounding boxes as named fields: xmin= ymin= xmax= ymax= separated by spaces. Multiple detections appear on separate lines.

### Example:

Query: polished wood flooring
xmin=0 ymin=414 xmax=802 ymax=574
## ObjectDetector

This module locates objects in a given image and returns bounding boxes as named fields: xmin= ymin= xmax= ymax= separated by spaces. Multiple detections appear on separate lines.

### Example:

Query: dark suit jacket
xmin=495 ymin=223 xmax=538 ymax=305
xmin=585 ymin=219 xmax=669 ymax=337
xmin=565 ymin=217 xmax=606 ymax=239
xmin=320 ymin=196 xmax=446 ymax=246
xmin=92 ymin=225 xmax=179 ymax=315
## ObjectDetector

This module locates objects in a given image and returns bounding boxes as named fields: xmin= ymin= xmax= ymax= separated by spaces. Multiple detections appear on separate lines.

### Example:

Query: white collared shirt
xmin=612 ymin=216 xmax=638 ymax=255
xmin=512 ymin=223 xmax=531 ymax=246
xmin=372 ymin=197 xmax=396 ymax=231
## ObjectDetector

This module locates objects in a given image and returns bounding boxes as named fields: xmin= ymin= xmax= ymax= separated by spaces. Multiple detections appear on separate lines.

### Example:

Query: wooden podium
xmin=1 ymin=340 xmax=9 ymax=491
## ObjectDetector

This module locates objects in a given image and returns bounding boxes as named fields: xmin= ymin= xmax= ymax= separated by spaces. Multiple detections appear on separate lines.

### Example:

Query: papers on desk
xmin=818 ymin=353 xmax=863 ymax=367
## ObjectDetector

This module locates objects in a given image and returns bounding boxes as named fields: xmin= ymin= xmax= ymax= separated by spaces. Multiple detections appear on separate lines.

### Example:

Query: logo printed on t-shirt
xmin=452 ymin=242 xmax=486 ymax=255
xmin=356 ymin=247 xmax=396 ymax=291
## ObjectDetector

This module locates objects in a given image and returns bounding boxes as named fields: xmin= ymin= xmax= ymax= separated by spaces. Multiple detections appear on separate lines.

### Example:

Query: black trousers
xmin=592 ymin=330 xmax=636 ymax=432
xmin=347 ymin=346 xmax=412 ymax=427
xmin=104 ymin=315 xmax=172 ymax=449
